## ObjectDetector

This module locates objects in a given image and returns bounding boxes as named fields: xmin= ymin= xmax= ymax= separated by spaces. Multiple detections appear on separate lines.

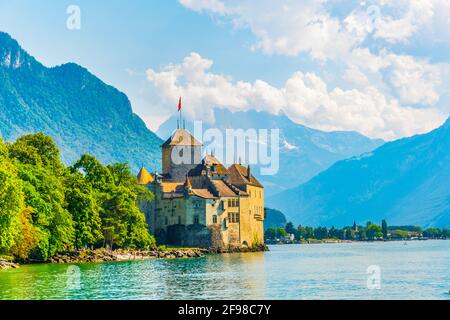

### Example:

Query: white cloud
xmin=173 ymin=1 xmax=450 ymax=139
xmin=344 ymin=65 xmax=370 ymax=86
xmin=179 ymin=0 xmax=448 ymax=108
xmin=345 ymin=49 xmax=443 ymax=105
xmin=180 ymin=0 xmax=365 ymax=61
xmin=374 ymin=0 xmax=434 ymax=43
xmin=179 ymin=0 xmax=447 ymax=58
xmin=147 ymin=53 xmax=446 ymax=140
xmin=384 ymin=54 xmax=441 ymax=105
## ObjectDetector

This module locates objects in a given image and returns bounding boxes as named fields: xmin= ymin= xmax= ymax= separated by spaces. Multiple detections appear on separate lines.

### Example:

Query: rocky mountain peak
xmin=0 ymin=31 xmax=36 ymax=70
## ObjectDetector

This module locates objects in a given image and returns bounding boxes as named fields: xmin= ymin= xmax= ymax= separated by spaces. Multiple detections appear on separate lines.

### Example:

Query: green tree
xmin=71 ymin=154 xmax=114 ymax=191
xmin=17 ymin=165 xmax=75 ymax=260
xmin=73 ymin=155 xmax=154 ymax=249
xmin=329 ymin=226 xmax=339 ymax=239
xmin=8 ymin=133 xmax=63 ymax=175
xmin=300 ymin=226 xmax=314 ymax=239
xmin=358 ymin=228 xmax=367 ymax=240
xmin=64 ymin=172 xmax=103 ymax=249
xmin=366 ymin=224 xmax=383 ymax=240
xmin=381 ymin=219 xmax=388 ymax=239
xmin=344 ymin=228 xmax=355 ymax=240
xmin=314 ymin=227 xmax=328 ymax=240
xmin=0 ymin=141 xmax=23 ymax=254
xmin=285 ymin=222 xmax=296 ymax=234
xmin=9 ymin=134 xmax=75 ymax=260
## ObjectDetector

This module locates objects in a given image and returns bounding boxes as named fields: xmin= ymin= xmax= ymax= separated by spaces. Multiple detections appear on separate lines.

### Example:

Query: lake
xmin=0 ymin=240 xmax=449 ymax=300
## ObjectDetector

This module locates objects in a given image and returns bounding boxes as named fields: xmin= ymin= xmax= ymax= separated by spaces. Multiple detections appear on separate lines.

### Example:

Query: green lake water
xmin=0 ymin=240 xmax=449 ymax=300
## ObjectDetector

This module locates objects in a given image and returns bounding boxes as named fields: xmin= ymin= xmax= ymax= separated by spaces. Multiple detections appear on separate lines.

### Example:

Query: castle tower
xmin=137 ymin=166 xmax=154 ymax=185
xmin=161 ymin=128 xmax=202 ymax=182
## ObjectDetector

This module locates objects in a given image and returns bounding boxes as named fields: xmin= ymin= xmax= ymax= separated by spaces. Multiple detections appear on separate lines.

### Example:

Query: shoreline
xmin=1 ymin=245 xmax=269 ymax=270
xmin=266 ymin=238 xmax=449 ymax=245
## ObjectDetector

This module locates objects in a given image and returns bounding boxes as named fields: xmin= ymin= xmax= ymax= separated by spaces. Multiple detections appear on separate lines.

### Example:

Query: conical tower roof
xmin=137 ymin=166 xmax=154 ymax=185
xmin=162 ymin=128 xmax=202 ymax=147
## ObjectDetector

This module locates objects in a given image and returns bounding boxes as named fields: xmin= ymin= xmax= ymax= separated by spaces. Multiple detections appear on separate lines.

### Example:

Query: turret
xmin=161 ymin=128 xmax=202 ymax=182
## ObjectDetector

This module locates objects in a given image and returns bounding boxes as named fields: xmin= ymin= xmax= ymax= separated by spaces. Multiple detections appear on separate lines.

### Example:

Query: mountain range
xmin=0 ymin=32 xmax=162 ymax=172
xmin=267 ymin=117 xmax=450 ymax=228
xmin=157 ymin=109 xmax=384 ymax=196
xmin=3 ymin=31 xmax=447 ymax=228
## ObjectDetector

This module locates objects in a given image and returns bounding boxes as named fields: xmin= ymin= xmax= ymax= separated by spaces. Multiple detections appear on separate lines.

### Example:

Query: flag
xmin=178 ymin=97 xmax=182 ymax=112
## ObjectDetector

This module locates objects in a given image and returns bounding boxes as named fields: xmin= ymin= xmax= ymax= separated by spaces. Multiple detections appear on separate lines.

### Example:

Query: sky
xmin=0 ymin=0 xmax=449 ymax=140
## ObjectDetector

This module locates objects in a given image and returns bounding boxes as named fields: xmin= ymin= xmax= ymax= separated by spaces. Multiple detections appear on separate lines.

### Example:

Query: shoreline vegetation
xmin=0 ymin=245 xmax=269 ymax=270
xmin=265 ymin=220 xmax=449 ymax=245
xmin=0 ymin=133 xmax=157 ymax=270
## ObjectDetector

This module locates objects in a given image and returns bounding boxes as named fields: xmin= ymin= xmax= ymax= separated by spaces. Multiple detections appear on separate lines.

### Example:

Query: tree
xmin=8 ymin=133 xmax=64 ymax=175
xmin=64 ymin=172 xmax=103 ymax=249
xmin=344 ymin=228 xmax=355 ymax=240
xmin=358 ymin=228 xmax=367 ymax=240
xmin=381 ymin=219 xmax=388 ymax=239
xmin=285 ymin=222 xmax=296 ymax=234
xmin=301 ymin=226 xmax=314 ymax=239
xmin=314 ymin=227 xmax=328 ymax=240
xmin=9 ymin=134 xmax=75 ymax=260
xmin=12 ymin=208 xmax=40 ymax=260
xmin=265 ymin=228 xmax=277 ymax=240
xmin=0 ymin=143 xmax=23 ymax=254
xmin=17 ymin=164 xmax=75 ymax=260
xmin=329 ymin=226 xmax=339 ymax=239
xmin=366 ymin=224 xmax=383 ymax=240
xmin=72 ymin=155 xmax=154 ymax=249
xmin=71 ymin=154 xmax=114 ymax=191
xmin=265 ymin=227 xmax=288 ymax=240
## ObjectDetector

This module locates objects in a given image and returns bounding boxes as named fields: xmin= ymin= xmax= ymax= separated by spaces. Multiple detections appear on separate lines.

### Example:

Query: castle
xmin=137 ymin=126 xmax=265 ymax=249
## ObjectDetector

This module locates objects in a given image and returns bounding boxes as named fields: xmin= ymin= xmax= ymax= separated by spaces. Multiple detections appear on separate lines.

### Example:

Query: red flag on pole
xmin=178 ymin=97 xmax=182 ymax=112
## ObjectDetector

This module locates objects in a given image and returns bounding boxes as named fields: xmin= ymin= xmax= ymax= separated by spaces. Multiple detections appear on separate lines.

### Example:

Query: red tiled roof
xmin=227 ymin=164 xmax=263 ymax=188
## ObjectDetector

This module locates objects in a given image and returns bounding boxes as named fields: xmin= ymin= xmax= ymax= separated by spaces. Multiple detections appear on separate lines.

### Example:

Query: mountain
xmin=264 ymin=208 xmax=287 ymax=230
xmin=0 ymin=32 xmax=162 ymax=171
xmin=157 ymin=108 xmax=384 ymax=196
xmin=267 ymin=117 xmax=450 ymax=228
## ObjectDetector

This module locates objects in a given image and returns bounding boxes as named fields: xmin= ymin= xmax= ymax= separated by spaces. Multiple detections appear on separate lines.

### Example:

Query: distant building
xmin=138 ymin=127 xmax=264 ymax=249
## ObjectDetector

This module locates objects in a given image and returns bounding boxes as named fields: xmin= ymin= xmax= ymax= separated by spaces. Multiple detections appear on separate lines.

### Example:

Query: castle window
xmin=194 ymin=215 xmax=199 ymax=224
xmin=228 ymin=213 xmax=232 ymax=222
xmin=236 ymin=213 xmax=240 ymax=223
xmin=213 ymin=215 xmax=218 ymax=224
